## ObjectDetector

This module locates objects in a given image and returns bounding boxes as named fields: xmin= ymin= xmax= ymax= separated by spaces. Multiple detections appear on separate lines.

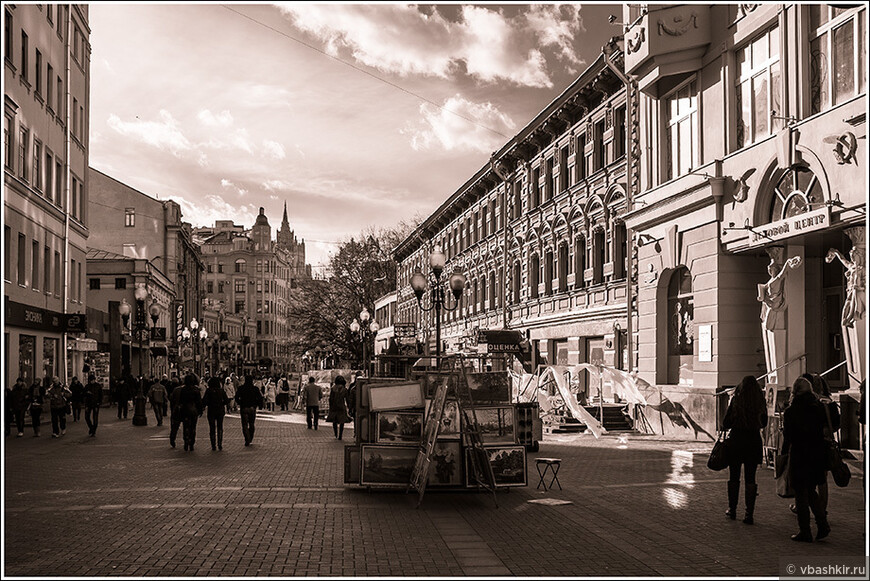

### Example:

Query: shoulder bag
xmin=707 ymin=431 xmax=731 ymax=471
xmin=823 ymin=403 xmax=851 ymax=488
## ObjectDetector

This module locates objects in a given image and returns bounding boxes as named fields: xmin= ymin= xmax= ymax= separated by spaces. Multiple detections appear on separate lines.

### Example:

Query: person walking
xmin=304 ymin=376 xmax=321 ymax=430
xmin=327 ymin=375 xmax=352 ymax=440
xmin=10 ymin=377 xmax=29 ymax=437
xmin=265 ymin=378 xmax=277 ymax=412
xmin=27 ymin=378 xmax=46 ymax=437
xmin=116 ymin=375 xmax=130 ymax=420
xmin=83 ymin=374 xmax=103 ymax=437
xmin=722 ymin=375 xmax=768 ymax=524
xmin=147 ymin=377 xmax=169 ymax=426
xmin=168 ymin=379 xmax=184 ymax=449
xmin=783 ymin=376 xmax=830 ymax=542
xmin=809 ymin=373 xmax=840 ymax=523
xmin=47 ymin=377 xmax=72 ymax=438
xmin=178 ymin=374 xmax=204 ymax=452
xmin=202 ymin=376 xmax=230 ymax=451
xmin=68 ymin=376 xmax=85 ymax=422
xmin=278 ymin=374 xmax=291 ymax=411
xmin=235 ymin=375 xmax=265 ymax=446
xmin=223 ymin=376 xmax=236 ymax=414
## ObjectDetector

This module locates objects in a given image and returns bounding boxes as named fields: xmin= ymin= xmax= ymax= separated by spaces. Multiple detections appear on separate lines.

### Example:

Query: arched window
xmin=558 ymin=242 xmax=569 ymax=292
xmin=574 ymin=235 xmax=586 ymax=289
xmin=529 ymin=254 xmax=540 ymax=299
xmin=667 ymin=267 xmax=694 ymax=385
xmin=512 ymin=261 xmax=521 ymax=304
xmin=592 ymin=229 xmax=605 ymax=284
xmin=769 ymin=164 xmax=823 ymax=222
xmin=235 ymin=259 xmax=246 ymax=273
xmin=544 ymin=251 xmax=554 ymax=295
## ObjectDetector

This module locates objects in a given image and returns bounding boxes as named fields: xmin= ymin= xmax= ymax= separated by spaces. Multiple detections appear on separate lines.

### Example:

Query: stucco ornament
xmin=826 ymin=247 xmax=866 ymax=327
xmin=823 ymin=132 xmax=857 ymax=165
xmin=658 ymin=12 xmax=698 ymax=36
xmin=626 ymin=27 xmax=645 ymax=54
xmin=758 ymin=253 xmax=801 ymax=332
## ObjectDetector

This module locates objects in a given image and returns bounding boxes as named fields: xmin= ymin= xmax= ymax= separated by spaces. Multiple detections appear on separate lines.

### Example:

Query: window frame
xmin=809 ymin=4 xmax=866 ymax=114
xmin=735 ymin=25 xmax=782 ymax=149
xmin=662 ymin=76 xmax=700 ymax=181
xmin=124 ymin=208 xmax=135 ymax=227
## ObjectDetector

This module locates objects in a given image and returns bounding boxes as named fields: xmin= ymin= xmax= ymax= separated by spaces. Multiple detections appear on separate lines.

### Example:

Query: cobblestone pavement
xmin=3 ymin=408 xmax=867 ymax=577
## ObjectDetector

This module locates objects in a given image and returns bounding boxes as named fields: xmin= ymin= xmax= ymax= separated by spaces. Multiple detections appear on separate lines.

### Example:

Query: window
xmin=613 ymin=223 xmax=627 ymax=279
xmin=46 ymin=64 xmax=53 ymax=111
xmin=4 ymin=226 xmax=10 ymax=281
xmin=479 ymin=277 xmax=486 ymax=311
xmin=47 ymin=4 xmax=52 ymax=24
xmin=20 ymin=31 xmax=28 ymax=83
xmin=18 ymin=233 xmax=26 ymax=286
xmin=44 ymin=149 xmax=53 ymax=200
xmin=125 ymin=208 xmax=135 ymax=227
xmin=55 ymin=159 xmax=63 ymax=206
xmin=207 ymin=281 xmax=214 ymax=294
xmin=544 ymin=158 xmax=554 ymax=202
xmin=512 ymin=178 xmax=522 ymax=220
xmin=235 ymin=259 xmax=246 ymax=273
xmin=544 ymin=251 xmax=554 ymax=295
xmin=4 ymin=113 xmax=12 ymax=169
xmin=256 ymin=280 xmax=262 ymax=293
xmin=207 ymin=263 xmax=213 ymax=273
xmin=218 ymin=281 xmax=225 ymax=294
xmin=34 ymin=49 xmax=42 ymax=95
xmin=531 ymin=167 xmax=540 ymax=208
xmin=56 ymin=76 xmax=63 ymax=118
xmin=560 ymin=145 xmax=570 ymax=191
xmin=593 ymin=120 xmax=606 ymax=172
xmin=71 ymin=176 xmax=79 ymax=219
xmin=256 ymin=300 xmax=263 ymax=314
xmin=217 ymin=263 xmax=224 ymax=273
xmin=667 ymin=267 xmax=694 ymax=384
xmin=575 ymin=134 xmax=587 ymax=182
xmin=78 ymin=103 xmax=84 ymax=138
xmin=33 ymin=139 xmax=42 ymax=191
xmin=235 ymin=279 xmax=245 ymax=293
xmin=256 ymin=259 xmax=262 ymax=272
xmin=664 ymin=79 xmax=699 ymax=180
xmin=57 ymin=6 xmax=64 ymax=38
xmin=256 ymin=321 xmax=262 ymax=335
xmin=613 ymin=107 xmax=626 ymax=160
xmin=490 ymin=270 xmax=497 ymax=307
xmin=54 ymin=251 xmax=60 ymax=295
xmin=18 ymin=125 xmax=28 ymax=182
xmin=89 ymin=278 xmax=101 ymax=290
xmin=70 ymin=259 xmax=76 ymax=301
xmin=736 ymin=26 xmax=781 ymax=148
xmin=4 ymin=10 xmax=12 ymax=65
xmin=43 ymin=246 xmax=50 ymax=292
xmin=235 ymin=300 xmax=245 ymax=314
xmin=72 ymin=98 xmax=78 ymax=138
xmin=810 ymin=5 xmax=866 ymax=114
xmin=529 ymin=254 xmax=540 ymax=299
xmin=31 ymin=241 xmax=39 ymax=290
xmin=558 ymin=242 xmax=569 ymax=292
xmin=574 ymin=236 xmax=586 ymax=289
xmin=592 ymin=229 xmax=606 ymax=285
xmin=115 ymin=278 xmax=126 ymax=289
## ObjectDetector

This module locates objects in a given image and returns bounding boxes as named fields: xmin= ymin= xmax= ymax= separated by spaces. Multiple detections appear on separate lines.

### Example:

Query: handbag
xmin=707 ymin=431 xmax=730 ymax=471
xmin=775 ymin=452 xmax=794 ymax=498
xmin=823 ymin=403 xmax=850 ymax=488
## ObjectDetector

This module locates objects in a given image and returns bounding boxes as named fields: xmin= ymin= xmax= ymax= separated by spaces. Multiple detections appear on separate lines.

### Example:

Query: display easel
xmin=408 ymin=356 xmax=498 ymax=508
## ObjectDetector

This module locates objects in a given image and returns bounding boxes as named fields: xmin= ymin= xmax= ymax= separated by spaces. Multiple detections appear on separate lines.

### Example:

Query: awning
xmin=150 ymin=346 xmax=168 ymax=356
xmin=67 ymin=338 xmax=98 ymax=352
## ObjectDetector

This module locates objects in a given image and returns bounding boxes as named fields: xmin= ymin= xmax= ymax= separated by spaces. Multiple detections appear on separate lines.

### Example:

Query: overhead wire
xmin=220 ymin=4 xmax=510 ymax=139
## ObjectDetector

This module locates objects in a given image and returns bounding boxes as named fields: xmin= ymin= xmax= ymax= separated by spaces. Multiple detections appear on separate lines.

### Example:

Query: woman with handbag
xmin=326 ymin=375 xmax=351 ymax=440
xmin=722 ymin=375 xmax=768 ymax=524
xmin=27 ymin=378 xmax=46 ymax=437
xmin=783 ymin=376 xmax=830 ymax=542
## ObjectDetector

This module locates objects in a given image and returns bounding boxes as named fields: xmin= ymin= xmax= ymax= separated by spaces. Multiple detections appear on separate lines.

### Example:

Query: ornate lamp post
xmin=350 ymin=308 xmax=381 ymax=377
xmin=119 ymin=298 xmax=132 ymax=377
xmin=149 ymin=300 xmax=161 ymax=377
xmin=410 ymin=246 xmax=466 ymax=362
xmin=132 ymin=284 xmax=150 ymax=426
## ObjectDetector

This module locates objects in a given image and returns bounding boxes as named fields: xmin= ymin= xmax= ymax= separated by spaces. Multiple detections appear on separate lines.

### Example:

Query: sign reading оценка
xmin=748 ymin=207 xmax=830 ymax=246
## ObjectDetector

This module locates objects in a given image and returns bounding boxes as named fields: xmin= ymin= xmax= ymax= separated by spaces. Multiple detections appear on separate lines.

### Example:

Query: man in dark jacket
xmin=168 ymin=382 xmax=184 ymax=449
xmin=178 ymin=374 xmax=204 ymax=451
xmin=116 ymin=376 xmax=130 ymax=420
xmin=10 ymin=377 xmax=29 ymax=437
xmin=235 ymin=375 xmax=265 ymax=446
xmin=83 ymin=374 xmax=103 ymax=436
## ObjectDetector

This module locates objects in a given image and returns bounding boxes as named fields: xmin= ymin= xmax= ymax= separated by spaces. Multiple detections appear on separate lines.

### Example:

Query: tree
xmin=287 ymin=217 xmax=421 ymax=366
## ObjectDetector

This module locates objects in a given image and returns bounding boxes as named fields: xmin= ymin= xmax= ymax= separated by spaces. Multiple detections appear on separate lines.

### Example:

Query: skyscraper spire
xmin=281 ymin=201 xmax=289 ymax=230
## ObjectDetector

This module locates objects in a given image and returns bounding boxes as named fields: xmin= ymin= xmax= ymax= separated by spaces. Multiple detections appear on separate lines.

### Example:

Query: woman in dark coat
xmin=178 ymin=374 xmax=204 ymax=452
xmin=783 ymin=376 xmax=829 ymax=542
xmin=26 ymin=378 xmax=46 ymax=437
xmin=326 ymin=375 xmax=351 ymax=440
xmin=722 ymin=375 xmax=768 ymax=524
xmin=202 ymin=376 xmax=230 ymax=451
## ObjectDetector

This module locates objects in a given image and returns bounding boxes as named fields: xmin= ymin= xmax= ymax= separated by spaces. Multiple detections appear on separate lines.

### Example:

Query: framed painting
xmin=427 ymin=440 xmax=463 ymax=487
xmin=466 ymin=371 xmax=511 ymax=403
xmin=467 ymin=405 xmax=516 ymax=444
xmin=424 ymin=398 xmax=461 ymax=439
xmin=368 ymin=382 xmax=425 ymax=412
xmin=376 ymin=411 xmax=424 ymax=444
xmin=360 ymin=445 xmax=419 ymax=487
xmin=465 ymin=446 xmax=527 ymax=488
xmin=344 ymin=445 xmax=360 ymax=484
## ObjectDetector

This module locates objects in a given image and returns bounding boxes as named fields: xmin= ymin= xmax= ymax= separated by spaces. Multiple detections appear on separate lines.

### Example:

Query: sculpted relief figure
xmin=758 ymin=255 xmax=802 ymax=331
xmin=826 ymin=247 xmax=866 ymax=328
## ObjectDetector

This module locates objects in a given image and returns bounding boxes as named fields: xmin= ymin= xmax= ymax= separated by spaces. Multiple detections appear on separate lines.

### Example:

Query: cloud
xmin=106 ymin=110 xmax=193 ymax=157
xmin=276 ymin=4 xmax=586 ymax=88
xmin=197 ymin=109 xmax=234 ymax=127
xmin=404 ymin=95 xmax=515 ymax=153
xmin=221 ymin=179 xmax=234 ymax=188
xmin=166 ymin=194 xmax=258 ymax=229
xmin=262 ymin=179 xmax=291 ymax=192
xmin=261 ymin=139 xmax=286 ymax=160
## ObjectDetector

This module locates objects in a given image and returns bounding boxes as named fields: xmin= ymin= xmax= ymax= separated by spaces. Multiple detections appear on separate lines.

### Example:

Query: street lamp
xmin=350 ymin=309 xmax=380 ymax=377
xmin=131 ymin=284 xmax=150 ymax=426
xmin=118 ymin=298 xmax=132 ymax=377
xmin=149 ymin=300 xmax=161 ymax=377
xmin=410 ymin=245 xmax=466 ymax=363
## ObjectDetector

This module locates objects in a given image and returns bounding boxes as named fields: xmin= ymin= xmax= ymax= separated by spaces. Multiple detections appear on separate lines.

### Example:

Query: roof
xmin=86 ymin=248 xmax=133 ymax=261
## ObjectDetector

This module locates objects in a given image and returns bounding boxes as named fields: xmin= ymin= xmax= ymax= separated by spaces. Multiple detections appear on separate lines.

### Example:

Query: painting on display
xmin=424 ymin=398 xmax=461 ymax=439
xmin=368 ymin=382 xmax=425 ymax=412
xmin=376 ymin=411 xmax=424 ymax=444
xmin=467 ymin=406 xmax=516 ymax=444
xmin=427 ymin=440 xmax=463 ymax=487
xmin=360 ymin=445 xmax=418 ymax=487
xmin=344 ymin=445 xmax=360 ymax=484
xmin=465 ymin=372 xmax=511 ymax=403
xmin=466 ymin=446 xmax=527 ymax=488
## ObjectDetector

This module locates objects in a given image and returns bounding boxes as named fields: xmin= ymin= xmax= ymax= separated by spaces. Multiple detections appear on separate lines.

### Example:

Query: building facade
xmin=4 ymin=4 xmax=90 ymax=387
xmin=87 ymin=167 xmax=205 ymax=376
xmin=395 ymin=51 xmax=633 ymax=397
xmin=621 ymin=3 xmax=866 ymax=440
xmin=197 ymin=205 xmax=311 ymax=374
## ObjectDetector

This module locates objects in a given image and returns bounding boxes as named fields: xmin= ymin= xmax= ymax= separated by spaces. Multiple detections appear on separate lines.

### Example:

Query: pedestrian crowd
xmin=718 ymin=371 xmax=865 ymax=544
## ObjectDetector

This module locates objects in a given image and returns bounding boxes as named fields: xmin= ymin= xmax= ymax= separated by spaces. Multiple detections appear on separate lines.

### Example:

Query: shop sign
xmin=4 ymin=298 xmax=87 ymax=333
xmin=394 ymin=322 xmax=416 ymax=338
xmin=748 ymin=207 xmax=830 ymax=246
xmin=151 ymin=327 xmax=167 ymax=341
xmin=478 ymin=330 xmax=523 ymax=353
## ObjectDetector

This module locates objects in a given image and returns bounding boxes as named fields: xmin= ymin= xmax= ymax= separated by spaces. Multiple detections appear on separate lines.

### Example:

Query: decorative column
xmin=827 ymin=227 xmax=866 ymax=387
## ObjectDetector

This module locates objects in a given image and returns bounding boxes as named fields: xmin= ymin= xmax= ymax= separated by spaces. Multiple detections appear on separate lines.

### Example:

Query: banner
xmin=573 ymin=364 xmax=649 ymax=406
xmin=540 ymin=366 xmax=606 ymax=438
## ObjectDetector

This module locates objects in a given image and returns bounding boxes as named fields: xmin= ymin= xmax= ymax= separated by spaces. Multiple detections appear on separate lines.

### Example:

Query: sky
xmin=88 ymin=2 xmax=622 ymax=270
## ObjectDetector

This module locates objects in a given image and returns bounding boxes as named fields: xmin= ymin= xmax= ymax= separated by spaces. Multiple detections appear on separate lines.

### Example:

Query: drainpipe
xmin=490 ymin=157 xmax=511 ymax=331
xmin=601 ymin=41 xmax=636 ymax=372
xmin=61 ymin=7 xmax=73 ymax=384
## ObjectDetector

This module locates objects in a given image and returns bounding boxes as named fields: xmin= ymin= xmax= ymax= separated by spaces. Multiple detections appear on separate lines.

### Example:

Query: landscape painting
xmin=469 ymin=406 xmax=516 ymax=444
xmin=360 ymin=445 xmax=418 ymax=487
xmin=377 ymin=411 xmax=424 ymax=444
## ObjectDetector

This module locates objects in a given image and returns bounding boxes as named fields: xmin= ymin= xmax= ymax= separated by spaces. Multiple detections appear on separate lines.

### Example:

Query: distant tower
xmin=251 ymin=207 xmax=272 ymax=251
xmin=277 ymin=201 xmax=294 ymax=250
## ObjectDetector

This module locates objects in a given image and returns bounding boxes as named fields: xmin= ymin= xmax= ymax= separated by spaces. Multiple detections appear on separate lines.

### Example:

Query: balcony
xmin=623 ymin=4 xmax=711 ymax=96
